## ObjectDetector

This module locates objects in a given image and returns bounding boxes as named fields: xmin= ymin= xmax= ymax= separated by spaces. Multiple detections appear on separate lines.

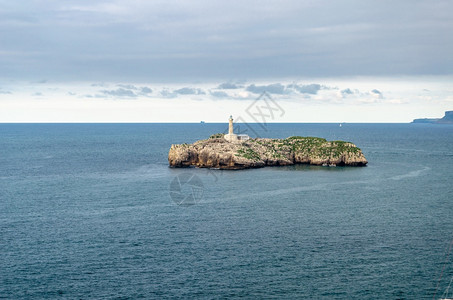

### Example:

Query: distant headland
xmin=168 ymin=116 xmax=368 ymax=170
xmin=412 ymin=110 xmax=453 ymax=124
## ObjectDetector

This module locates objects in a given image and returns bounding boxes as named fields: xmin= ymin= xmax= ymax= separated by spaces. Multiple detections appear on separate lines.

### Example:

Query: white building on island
xmin=224 ymin=115 xmax=249 ymax=142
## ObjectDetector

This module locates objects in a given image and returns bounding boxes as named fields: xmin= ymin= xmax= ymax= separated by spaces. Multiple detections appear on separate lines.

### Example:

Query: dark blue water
xmin=1 ymin=123 xmax=452 ymax=299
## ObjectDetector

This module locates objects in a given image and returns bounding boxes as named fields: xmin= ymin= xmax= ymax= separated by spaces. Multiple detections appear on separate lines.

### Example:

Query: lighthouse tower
xmin=224 ymin=115 xmax=238 ymax=142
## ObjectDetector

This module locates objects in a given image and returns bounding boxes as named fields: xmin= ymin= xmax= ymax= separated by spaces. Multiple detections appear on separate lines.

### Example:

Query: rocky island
xmin=168 ymin=135 xmax=368 ymax=169
xmin=168 ymin=116 xmax=367 ymax=170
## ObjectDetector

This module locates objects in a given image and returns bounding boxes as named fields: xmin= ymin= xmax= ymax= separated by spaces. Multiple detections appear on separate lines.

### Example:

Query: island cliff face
xmin=413 ymin=110 xmax=453 ymax=124
xmin=168 ymin=135 xmax=368 ymax=169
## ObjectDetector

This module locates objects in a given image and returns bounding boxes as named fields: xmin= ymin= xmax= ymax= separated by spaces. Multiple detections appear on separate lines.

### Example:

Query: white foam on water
xmin=389 ymin=167 xmax=431 ymax=181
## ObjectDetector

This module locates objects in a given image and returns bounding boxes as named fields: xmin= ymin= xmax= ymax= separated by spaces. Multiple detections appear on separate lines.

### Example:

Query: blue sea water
xmin=0 ymin=123 xmax=452 ymax=299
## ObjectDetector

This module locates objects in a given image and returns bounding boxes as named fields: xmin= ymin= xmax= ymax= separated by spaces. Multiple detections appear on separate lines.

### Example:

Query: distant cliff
xmin=413 ymin=111 xmax=453 ymax=124
xmin=168 ymin=135 xmax=368 ymax=170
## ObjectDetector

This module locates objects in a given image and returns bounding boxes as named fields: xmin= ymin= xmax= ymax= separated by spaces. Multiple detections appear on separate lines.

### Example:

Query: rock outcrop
xmin=168 ymin=134 xmax=368 ymax=169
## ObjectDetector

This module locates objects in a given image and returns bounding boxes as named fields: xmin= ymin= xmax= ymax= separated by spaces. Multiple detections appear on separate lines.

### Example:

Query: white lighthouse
xmin=224 ymin=115 xmax=249 ymax=142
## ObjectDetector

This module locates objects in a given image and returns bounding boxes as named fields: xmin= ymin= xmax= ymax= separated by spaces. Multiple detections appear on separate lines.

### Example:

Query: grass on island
xmin=235 ymin=136 xmax=362 ymax=161
xmin=235 ymin=147 xmax=261 ymax=161
xmin=209 ymin=133 xmax=225 ymax=139
xmin=198 ymin=134 xmax=362 ymax=161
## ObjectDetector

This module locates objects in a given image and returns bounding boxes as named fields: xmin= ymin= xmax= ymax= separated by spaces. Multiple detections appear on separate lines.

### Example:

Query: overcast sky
xmin=1 ymin=0 xmax=452 ymax=122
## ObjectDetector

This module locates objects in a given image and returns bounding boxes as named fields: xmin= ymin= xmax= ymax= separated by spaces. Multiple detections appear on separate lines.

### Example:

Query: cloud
xmin=341 ymin=88 xmax=354 ymax=95
xmin=210 ymin=90 xmax=229 ymax=98
xmin=174 ymin=87 xmax=205 ymax=95
xmin=219 ymin=82 xmax=328 ymax=98
xmin=339 ymin=88 xmax=361 ymax=98
xmin=246 ymin=83 xmax=286 ymax=94
xmin=101 ymin=88 xmax=137 ymax=98
xmin=336 ymin=88 xmax=384 ymax=100
xmin=288 ymin=83 xmax=322 ymax=95
xmin=117 ymin=84 xmax=138 ymax=90
xmin=348 ymin=89 xmax=385 ymax=104
xmin=0 ymin=90 xmax=12 ymax=94
xmin=140 ymin=86 xmax=152 ymax=95
xmin=87 ymin=84 xmax=152 ymax=98
xmin=370 ymin=89 xmax=384 ymax=99
xmin=84 ymin=94 xmax=105 ymax=98
xmin=160 ymin=89 xmax=177 ymax=98
xmin=32 ymin=92 xmax=43 ymax=96
xmin=217 ymin=82 xmax=241 ymax=89
xmin=91 ymin=83 xmax=108 ymax=87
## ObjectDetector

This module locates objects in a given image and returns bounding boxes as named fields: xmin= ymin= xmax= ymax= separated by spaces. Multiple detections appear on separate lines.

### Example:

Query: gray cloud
xmin=370 ymin=89 xmax=384 ymax=98
xmin=210 ymin=90 xmax=229 ymax=98
xmin=341 ymin=88 xmax=354 ymax=95
xmin=140 ymin=86 xmax=152 ymax=95
xmin=174 ymin=87 xmax=205 ymax=95
xmin=340 ymin=88 xmax=357 ymax=97
xmin=0 ymin=90 xmax=12 ymax=94
xmin=2 ymin=1 xmax=451 ymax=81
xmin=117 ymin=84 xmax=138 ymax=90
xmin=101 ymin=88 xmax=137 ymax=98
xmin=84 ymin=94 xmax=104 ymax=99
xmin=338 ymin=88 xmax=384 ymax=99
xmin=246 ymin=83 xmax=286 ymax=94
xmin=97 ymin=85 xmax=152 ymax=98
xmin=217 ymin=82 xmax=241 ymax=89
xmin=371 ymin=89 xmax=382 ymax=95
xmin=160 ymin=89 xmax=177 ymax=98
xmin=91 ymin=83 xmax=108 ymax=87
xmin=288 ymin=83 xmax=322 ymax=95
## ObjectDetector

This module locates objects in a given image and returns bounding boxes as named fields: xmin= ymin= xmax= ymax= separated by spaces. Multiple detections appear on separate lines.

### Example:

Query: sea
xmin=0 ymin=123 xmax=452 ymax=299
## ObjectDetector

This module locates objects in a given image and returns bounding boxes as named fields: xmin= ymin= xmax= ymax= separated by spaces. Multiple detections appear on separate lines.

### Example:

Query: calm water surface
xmin=0 ymin=123 xmax=452 ymax=299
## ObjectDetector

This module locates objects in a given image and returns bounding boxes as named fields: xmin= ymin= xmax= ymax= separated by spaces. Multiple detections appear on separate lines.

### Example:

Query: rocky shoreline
xmin=168 ymin=134 xmax=368 ymax=170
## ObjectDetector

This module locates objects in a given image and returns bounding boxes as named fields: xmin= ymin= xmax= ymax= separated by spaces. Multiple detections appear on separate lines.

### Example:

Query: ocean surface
xmin=1 ymin=123 xmax=452 ymax=299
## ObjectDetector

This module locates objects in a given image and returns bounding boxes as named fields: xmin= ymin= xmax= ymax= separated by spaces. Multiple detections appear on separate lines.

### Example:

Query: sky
xmin=1 ymin=0 xmax=452 ymax=122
